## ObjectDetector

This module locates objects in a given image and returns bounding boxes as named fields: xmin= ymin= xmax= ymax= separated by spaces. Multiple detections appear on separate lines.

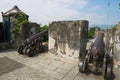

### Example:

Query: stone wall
xmin=14 ymin=32 xmax=22 ymax=48
xmin=114 ymin=22 xmax=120 ymax=61
xmin=13 ymin=22 xmax=39 ymax=48
xmin=0 ymin=22 xmax=4 ymax=42
xmin=116 ymin=22 xmax=120 ymax=41
xmin=49 ymin=20 xmax=88 ymax=59
xmin=117 ymin=22 xmax=120 ymax=31
xmin=22 ymin=22 xmax=39 ymax=41
xmin=115 ymin=43 xmax=120 ymax=61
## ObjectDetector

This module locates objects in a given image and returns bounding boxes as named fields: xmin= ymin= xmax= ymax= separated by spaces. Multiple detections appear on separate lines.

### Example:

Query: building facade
xmin=1 ymin=5 xmax=29 ymax=42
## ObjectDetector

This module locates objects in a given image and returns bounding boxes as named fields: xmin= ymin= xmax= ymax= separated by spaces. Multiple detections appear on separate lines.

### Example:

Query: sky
xmin=0 ymin=0 xmax=120 ymax=25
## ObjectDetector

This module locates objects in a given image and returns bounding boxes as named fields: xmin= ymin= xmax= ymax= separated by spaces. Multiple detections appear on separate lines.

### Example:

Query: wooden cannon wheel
xmin=17 ymin=45 xmax=24 ymax=54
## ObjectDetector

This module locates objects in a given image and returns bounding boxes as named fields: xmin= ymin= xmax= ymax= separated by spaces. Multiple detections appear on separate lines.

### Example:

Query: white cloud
xmin=90 ymin=5 xmax=101 ymax=11
xmin=0 ymin=0 xmax=88 ymax=25
xmin=0 ymin=0 xmax=109 ymax=25
xmin=84 ymin=13 xmax=107 ymax=24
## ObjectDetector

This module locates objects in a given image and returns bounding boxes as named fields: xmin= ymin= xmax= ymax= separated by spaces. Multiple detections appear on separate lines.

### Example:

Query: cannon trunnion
xmin=78 ymin=32 xmax=113 ymax=80
xmin=17 ymin=30 xmax=47 ymax=57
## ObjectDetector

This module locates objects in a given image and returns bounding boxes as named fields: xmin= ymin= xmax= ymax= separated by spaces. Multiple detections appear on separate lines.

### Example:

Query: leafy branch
xmin=13 ymin=13 xmax=28 ymax=39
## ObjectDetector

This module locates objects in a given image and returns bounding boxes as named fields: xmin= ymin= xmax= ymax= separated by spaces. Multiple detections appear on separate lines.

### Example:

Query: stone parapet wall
xmin=115 ymin=43 xmax=120 ymax=61
xmin=22 ymin=22 xmax=39 ymax=41
xmin=114 ymin=22 xmax=120 ymax=61
xmin=117 ymin=22 xmax=120 ymax=31
xmin=49 ymin=20 xmax=88 ymax=59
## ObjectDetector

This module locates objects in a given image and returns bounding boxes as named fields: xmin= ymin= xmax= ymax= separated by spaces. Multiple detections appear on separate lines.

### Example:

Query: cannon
xmin=17 ymin=30 xmax=48 ymax=57
xmin=78 ymin=32 xmax=113 ymax=80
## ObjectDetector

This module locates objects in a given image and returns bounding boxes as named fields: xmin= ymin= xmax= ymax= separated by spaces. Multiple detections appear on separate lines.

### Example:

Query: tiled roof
xmin=2 ymin=5 xmax=29 ymax=17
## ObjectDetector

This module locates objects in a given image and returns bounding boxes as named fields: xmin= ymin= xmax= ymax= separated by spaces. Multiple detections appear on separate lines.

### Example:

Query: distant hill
xmin=89 ymin=24 xmax=116 ymax=30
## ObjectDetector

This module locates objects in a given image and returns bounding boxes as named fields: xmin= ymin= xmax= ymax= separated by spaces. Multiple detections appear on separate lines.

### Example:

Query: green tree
xmin=40 ymin=25 xmax=48 ymax=31
xmin=88 ymin=26 xmax=100 ymax=38
xmin=40 ymin=25 xmax=48 ymax=42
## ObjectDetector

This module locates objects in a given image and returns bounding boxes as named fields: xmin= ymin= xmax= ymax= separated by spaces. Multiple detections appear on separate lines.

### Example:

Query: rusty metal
xmin=17 ymin=30 xmax=47 ymax=57
xmin=79 ymin=32 xmax=113 ymax=80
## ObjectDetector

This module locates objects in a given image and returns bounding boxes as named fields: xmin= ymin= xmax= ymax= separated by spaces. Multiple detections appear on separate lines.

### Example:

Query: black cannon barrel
xmin=92 ymin=32 xmax=104 ymax=49
xmin=79 ymin=31 xmax=113 ymax=80
xmin=90 ymin=32 xmax=105 ymax=56
xmin=24 ymin=30 xmax=48 ymax=44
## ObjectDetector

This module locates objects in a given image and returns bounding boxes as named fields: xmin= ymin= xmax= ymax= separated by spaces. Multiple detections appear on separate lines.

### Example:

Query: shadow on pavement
xmin=84 ymin=67 xmax=116 ymax=80
xmin=0 ymin=57 xmax=24 ymax=76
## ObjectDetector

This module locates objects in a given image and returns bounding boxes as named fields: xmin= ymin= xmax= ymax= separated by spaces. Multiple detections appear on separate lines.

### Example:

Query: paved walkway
xmin=0 ymin=50 xmax=119 ymax=80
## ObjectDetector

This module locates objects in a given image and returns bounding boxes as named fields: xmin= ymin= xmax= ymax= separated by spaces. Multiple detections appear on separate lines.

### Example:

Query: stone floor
xmin=0 ymin=50 xmax=120 ymax=80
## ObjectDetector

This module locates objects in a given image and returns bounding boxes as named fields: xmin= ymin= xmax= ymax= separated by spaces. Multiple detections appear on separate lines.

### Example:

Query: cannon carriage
xmin=78 ymin=32 xmax=113 ymax=80
xmin=17 ymin=30 xmax=47 ymax=57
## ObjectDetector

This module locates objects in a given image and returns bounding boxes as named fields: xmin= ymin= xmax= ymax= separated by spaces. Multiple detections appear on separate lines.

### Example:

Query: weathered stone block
xmin=15 ymin=32 xmax=22 ymax=48
xmin=117 ymin=21 xmax=120 ymax=31
xmin=115 ymin=43 xmax=120 ymax=61
xmin=49 ymin=20 xmax=88 ymax=58
xmin=21 ymin=22 xmax=39 ymax=41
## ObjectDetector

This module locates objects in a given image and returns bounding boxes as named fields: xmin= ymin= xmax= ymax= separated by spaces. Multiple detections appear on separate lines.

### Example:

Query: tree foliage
xmin=88 ymin=26 xmax=101 ymax=38
xmin=13 ymin=13 xmax=28 ymax=39
xmin=40 ymin=25 xmax=48 ymax=42
xmin=40 ymin=25 xmax=48 ymax=31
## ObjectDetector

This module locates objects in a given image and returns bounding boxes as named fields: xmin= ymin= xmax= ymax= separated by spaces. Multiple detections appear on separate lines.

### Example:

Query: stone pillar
xmin=49 ymin=20 xmax=88 ymax=59
xmin=118 ymin=32 xmax=120 ymax=41
xmin=21 ymin=22 xmax=40 ymax=41
xmin=29 ymin=23 xmax=39 ymax=36
xmin=115 ymin=43 xmax=120 ymax=61
xmin=115 ymin=22 xmax=120 ymax=61
xmin=21 ymin=22 xmax=30 ymax=41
